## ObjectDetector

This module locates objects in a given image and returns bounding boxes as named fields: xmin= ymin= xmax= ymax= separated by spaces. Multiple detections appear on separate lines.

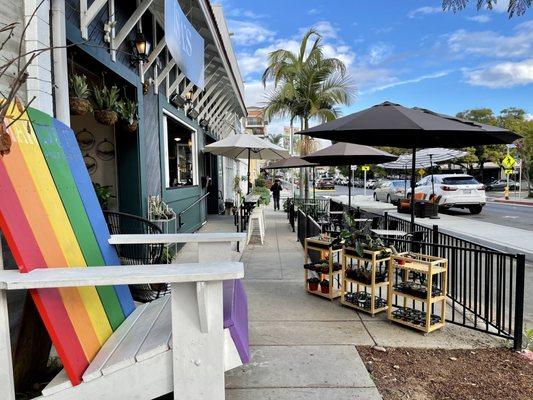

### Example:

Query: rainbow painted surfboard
xmin=0 ymin=105 xmax=135 ymax=384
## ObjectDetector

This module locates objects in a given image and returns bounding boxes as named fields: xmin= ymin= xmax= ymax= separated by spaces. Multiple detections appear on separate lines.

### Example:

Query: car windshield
xmin=441 ymin=176 xmax=479 ymax=185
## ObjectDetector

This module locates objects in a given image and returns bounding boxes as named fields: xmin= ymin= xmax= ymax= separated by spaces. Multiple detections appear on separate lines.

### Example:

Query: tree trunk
xmin=303 ymin=118 xmax=310 ymax=200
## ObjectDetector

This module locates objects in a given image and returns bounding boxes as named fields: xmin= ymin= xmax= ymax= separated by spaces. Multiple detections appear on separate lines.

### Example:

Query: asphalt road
xmin=312 ymin=185 xmax=533 ymax=230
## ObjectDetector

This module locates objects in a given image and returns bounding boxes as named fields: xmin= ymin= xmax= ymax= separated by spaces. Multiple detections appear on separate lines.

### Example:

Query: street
xmin=311 ymin=185 xmax=533 ymax=230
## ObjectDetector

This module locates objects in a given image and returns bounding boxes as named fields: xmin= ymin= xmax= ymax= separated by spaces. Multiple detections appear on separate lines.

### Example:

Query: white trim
xmin=162 ymin=110 xmax=199 ymax=188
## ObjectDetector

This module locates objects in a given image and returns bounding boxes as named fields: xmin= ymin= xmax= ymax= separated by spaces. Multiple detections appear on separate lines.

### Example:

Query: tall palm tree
xmin=442 ymin=0 xmax=530 ymax=17
xmin=267 ymin=133 xmax=284 ymax=147
xmin=262 ymin=29 xmax=354 ymax=198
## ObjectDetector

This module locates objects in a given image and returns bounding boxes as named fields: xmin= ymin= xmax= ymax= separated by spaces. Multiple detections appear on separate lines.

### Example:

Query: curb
xmin=492 ymin=198 xmax=533 ymax=206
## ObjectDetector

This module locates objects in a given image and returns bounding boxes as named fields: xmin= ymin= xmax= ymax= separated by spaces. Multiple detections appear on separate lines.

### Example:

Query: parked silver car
xmin=373 ymin=180 xmax=410 ymax=204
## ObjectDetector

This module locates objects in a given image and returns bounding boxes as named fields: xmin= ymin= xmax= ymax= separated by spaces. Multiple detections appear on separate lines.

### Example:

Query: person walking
xmin=270 ymin=179 xmax=282 ymax=210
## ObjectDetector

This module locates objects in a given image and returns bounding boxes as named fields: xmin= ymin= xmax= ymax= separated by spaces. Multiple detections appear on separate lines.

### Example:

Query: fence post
xmin=513 ymin=253 xmax=526 ymax=351
xmin=383 ymin=212 xmax=388 ymax=229
xmin=432 ymin=225 xmax=439 ymax=256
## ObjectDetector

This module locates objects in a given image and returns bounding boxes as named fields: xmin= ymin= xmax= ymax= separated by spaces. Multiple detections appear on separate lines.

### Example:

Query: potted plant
xmin=93 ymin=183 xmax=112 ymax=210
xmin=148 ymin=195 xmax=175 ymax=220
xmin=69 ymin=74 xmax=91 ymax=115
xmin=320 ymin=279 xmax=330 ymax=294
xmin=91 ymin=83 xmax=120 ymax=125
xmin=307 ymin=277 xmax=320 ymax=291
xmin=117 ymin=98 xmax=139 ymax=132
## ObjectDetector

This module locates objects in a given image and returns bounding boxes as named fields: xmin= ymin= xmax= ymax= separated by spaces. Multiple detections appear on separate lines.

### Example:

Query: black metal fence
xmin=304 ymin=200 xmax=527 ymax=349
xmin=297 ymin=210 xmax=321 ymax=245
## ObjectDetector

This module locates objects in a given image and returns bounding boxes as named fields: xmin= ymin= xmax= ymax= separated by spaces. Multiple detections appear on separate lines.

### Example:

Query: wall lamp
xmin=132 ymin=31 xmax=151 ymax=64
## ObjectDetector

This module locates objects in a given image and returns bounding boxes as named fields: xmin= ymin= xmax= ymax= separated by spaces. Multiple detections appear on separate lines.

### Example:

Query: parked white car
xmin=409 ymin=174 xmax=486 ymax=214
xmin=373 ymin=180 xmax=410 ymax=204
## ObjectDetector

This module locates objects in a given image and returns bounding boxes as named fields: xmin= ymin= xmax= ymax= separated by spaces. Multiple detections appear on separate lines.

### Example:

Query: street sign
xmin=350 ymin=165 xmax=357 ymax=171
xmin=504 ymin=169 xmax=513 ymax=175
xmin=502 ymin=155 xmax=516 ymax=169
xmin=361 ymin=165 xmax=370 ymax=171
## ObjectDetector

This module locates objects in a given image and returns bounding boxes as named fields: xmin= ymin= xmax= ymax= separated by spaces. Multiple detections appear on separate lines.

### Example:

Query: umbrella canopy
xmin=301 ymin=101 xmax=520 ymax=148
xmin=299 ymin=101 xmax=521 ymax=227
xmin=303 ymin=142 xmax=397 ymax=208
xmin=263 ymin=156 xmax=318 ymax=169
xmin=380 ymin=148 xmax=467 ymax=169
xmin=204 ymin=134 xmax=289 ymax=194
xmin=203 ymin=134 xmax=289 ymax=159
xmin=303 ymin=142 xmax=397 ymax=166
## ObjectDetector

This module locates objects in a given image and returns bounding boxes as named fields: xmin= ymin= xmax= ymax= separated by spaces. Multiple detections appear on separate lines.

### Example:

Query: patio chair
xmin=103 ymin=211 xmax=168 ymax=303
xmin=0 ymin=106 xmax=249 ymax=400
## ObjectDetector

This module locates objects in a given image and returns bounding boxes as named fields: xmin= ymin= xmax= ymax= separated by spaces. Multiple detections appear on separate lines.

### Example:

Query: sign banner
xmin=165 ymin=0 xmax=205 ymax=89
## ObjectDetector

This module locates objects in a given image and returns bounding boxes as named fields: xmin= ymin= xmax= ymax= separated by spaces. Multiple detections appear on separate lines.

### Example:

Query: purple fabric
xmin=223 ymin=279 xmax=250 ymax=364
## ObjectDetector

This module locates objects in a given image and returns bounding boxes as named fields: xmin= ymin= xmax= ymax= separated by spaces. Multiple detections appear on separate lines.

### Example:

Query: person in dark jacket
xmin=270 ymin=179 xmax=282 ymax=210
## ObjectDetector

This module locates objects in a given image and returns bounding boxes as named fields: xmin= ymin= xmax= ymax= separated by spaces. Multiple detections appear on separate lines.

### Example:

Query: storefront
xmin=9 ymin=0 xmax=246 ymax=232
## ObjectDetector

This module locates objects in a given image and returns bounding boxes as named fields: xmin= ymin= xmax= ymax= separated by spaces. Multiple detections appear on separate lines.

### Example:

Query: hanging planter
xmin=91 ymin=84 xmax=120 ymax=126
xmin=69 ymin=74 xmax=91 ymax=116
xmin=0 ymin=122 xmax=11 ymax=156
xmin=117 ymin=98 xmax=139 ymax=133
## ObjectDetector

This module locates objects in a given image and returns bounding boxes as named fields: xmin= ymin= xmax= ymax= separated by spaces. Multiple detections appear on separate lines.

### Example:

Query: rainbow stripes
xmin=0 ymin=105 xmax=134 ymax=384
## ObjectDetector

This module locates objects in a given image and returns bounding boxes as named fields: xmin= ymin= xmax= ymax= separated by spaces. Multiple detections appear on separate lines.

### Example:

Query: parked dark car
xmin=316 ymin=178 xmax=335 ymax=190
xmin=485 ymin=179 xmax=519 ymax=191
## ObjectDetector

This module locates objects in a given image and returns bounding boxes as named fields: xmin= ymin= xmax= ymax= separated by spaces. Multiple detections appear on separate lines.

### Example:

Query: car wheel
xmin=469 ymin=205 xmax=483 ymax=214
xmin=386 ymin=195 xmax=391 ymax=203
xmin=373 ymin=193 xmax=378 ymax=201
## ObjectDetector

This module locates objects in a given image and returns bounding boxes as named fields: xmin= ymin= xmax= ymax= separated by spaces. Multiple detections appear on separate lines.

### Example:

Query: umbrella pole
xmin=313 ymin=167 xmax=316 ymax=202
xmin=430 ymin=154 xmax=435 ymax=196
xmin=348 ymin=164 xmax=352 ymax=210
xmin=404 ymin=166 xmax=407 ymax=194
xmin=247 ymin=148 xmax=251 ymax=195
xmin=410 ymin=147 xmax=416 ymax=231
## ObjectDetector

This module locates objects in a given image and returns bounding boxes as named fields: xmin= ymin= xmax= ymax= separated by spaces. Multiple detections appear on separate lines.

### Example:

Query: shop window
xmin=163 ymin=113 xmax=197 ymax=188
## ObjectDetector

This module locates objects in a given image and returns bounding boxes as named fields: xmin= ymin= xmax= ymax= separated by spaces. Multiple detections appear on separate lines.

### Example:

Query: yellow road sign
xmin=504 ymin=169 xmax=513 ymax=175
xmin=502 ymin=155 xmax=516 ymax=169
xmin=361 ymin=165 xmax=370 ymax=171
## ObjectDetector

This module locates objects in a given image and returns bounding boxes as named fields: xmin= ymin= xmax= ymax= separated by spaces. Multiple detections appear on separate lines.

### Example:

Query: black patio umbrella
xmin=299 ymin=101 xmax=521 ymax=227
xmin=303 ymin=142 xmax=398 ymax=209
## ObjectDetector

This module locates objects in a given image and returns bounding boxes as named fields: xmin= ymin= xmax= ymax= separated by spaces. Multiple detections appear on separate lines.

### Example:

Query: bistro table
xmin=371 ymin=229 xmax=407 ymax=237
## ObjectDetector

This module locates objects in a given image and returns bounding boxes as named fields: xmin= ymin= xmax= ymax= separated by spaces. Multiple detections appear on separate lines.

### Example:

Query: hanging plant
xmin=69 ymin=74 xmax=91 ymax=115
xmin=91 ymin=83 xmax=120 ymax=125
xmin=117 ymin=98 xmax=139 ymax=132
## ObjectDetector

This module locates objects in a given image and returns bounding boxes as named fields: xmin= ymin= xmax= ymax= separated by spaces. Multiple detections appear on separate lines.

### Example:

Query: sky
xmin=217 ymin=0 xmax=533 ymax=136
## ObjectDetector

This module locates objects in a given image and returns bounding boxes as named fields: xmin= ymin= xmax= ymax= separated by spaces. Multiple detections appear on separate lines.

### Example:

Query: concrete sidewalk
xmin=219 ymin=206 xmax=502 ymax=399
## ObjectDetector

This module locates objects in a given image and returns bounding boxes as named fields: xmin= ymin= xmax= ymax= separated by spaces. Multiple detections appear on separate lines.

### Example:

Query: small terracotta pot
xmin=308 ymin=282 xmax=319 ymax=291
xmin=69 ymin=97 xmax=91 ymax=115
xmin=94 ymin=110 xmax=118 ymax=125
xmin=320 ymin=284 xmax=330 ymax=294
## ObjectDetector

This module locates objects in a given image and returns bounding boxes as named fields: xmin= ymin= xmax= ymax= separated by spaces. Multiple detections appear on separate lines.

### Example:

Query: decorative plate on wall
xmin=76 ymin=128 xmax=95 ymax=150
xmin=83 ymin=153 xmax=97 ymax=175
xmin=96 ymin=138 xmax=115 ymax=161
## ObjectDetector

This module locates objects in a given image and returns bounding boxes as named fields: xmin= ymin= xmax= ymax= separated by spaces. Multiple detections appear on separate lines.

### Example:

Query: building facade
xmin=0 ymin=0 xmax=246 ymax=232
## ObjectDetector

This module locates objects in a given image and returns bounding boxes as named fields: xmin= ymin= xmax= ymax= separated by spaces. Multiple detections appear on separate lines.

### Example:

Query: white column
xmin=23 ymin=0 xmax=54 ymax=115
xmin=51 ymin=0 xmax=70 ymax=125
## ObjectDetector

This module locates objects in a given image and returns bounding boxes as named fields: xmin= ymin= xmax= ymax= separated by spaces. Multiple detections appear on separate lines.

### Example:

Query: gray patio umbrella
xmin=303 ymin=142 xmax=398 ymax=208
xmin=380 ymin=148 xmax=468 ymax=195
xmin=204 ymin=134 xmax=289 ymax=194
xmin=263 ymin=156 xmax=319 ymax=200
xmin=299 ymin=101 xmax=521 ymax=226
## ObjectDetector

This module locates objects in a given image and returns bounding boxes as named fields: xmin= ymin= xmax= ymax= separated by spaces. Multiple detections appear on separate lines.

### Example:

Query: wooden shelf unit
xmin=304 ymin=237 xmax=343 ymax=300
xmin=341 ymin=247 xmax=391 ymax=315
xmin=387 ymin=253 xmax=448 ymax=334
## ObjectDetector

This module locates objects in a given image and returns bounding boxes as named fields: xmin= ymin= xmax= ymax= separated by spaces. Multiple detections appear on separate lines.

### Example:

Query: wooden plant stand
xmin=387 ymin=253 xmax=448 ymax=334
xmin=341 ymin=247 xmax=391 ymax=315
xmin=304 ymin=236 xmax=342 ymax=300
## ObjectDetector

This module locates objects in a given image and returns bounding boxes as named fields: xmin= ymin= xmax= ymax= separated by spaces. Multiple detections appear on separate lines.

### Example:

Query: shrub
xmin=254 ymin=175 xmax=266 ymax=187
xmin=252 ymin=186 xmax=270 ymax=205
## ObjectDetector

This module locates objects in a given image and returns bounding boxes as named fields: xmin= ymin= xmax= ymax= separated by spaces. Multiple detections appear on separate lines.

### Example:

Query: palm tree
xmin=442 ymin=0 xmax=530 ymax=17
xmin=262 ymin=29 xmax=353 ymax=198
xmin=267 ymin=133 xmax=284 ymax=147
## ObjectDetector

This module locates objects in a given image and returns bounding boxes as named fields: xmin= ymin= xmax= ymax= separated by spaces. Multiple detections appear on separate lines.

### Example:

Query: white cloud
xmin=407 ymin=6 xmax=442 ymax=18
xmin=467 ymin=15 xmax=491 ymax=23
xmin=465 ymin=59 xmax=533 ymax=88
xmin=227 ymin=20 xmax=275 ymax=46
xmin=525 ymin=113 xmax=533 ymax=121
xmin=226 ymin=8 xmax=264 ymax=19
xmin=308 ymin=8 xmax=321 ymax=15
xmin=362 ymin=70 xmax=452 ymax=94
xmin=447 ymin=21 xmax=533 ymax=58
xmin=244 ymin=80 xmax=269 ymax=107
xmin=366 ymin=43 xmax=393 ymax=65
